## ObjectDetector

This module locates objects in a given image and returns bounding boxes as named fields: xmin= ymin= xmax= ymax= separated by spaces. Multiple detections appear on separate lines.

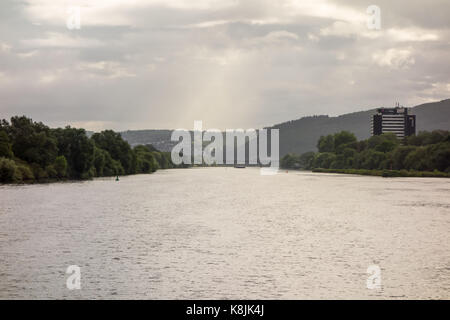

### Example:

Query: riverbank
xmin=312 ymin=168 xmax=450 ymax=178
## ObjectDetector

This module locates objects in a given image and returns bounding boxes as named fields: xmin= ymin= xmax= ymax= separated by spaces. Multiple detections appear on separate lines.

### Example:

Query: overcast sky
xmin=0 ymin=0 xmax=449 ymax=131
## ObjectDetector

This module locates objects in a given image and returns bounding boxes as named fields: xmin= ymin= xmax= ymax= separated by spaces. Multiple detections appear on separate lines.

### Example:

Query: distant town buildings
xmin=371 ymin=103 xmax=416 ymax=139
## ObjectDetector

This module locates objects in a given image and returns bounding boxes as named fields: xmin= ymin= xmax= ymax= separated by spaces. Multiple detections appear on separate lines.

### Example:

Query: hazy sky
xmin=1 ymin=0 xmax=449 ymax=131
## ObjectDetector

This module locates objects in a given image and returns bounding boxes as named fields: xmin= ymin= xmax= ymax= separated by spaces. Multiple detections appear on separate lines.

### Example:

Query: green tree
xmin=407 ymin=130 xmax=449 ymax=146
xmin=134 ymin=145 xmax=158 ymax=173
xmin=92 ymin=130 xmax=134 ymax=174
xmin=281 ymin=153 xmax=301 ymax=169
xmin=93 ymin=146 xmax=106 ymax=177
xmin=358 ymin=150 xmax=387 ymax=170
xmin=0 ymin=130 xmax=13 ymax=158
xmin=54 ymin=155 xmax=68 ymax=178
xmin=53 ymin=127 xmax=95 ymax=179
xmin=299 ymin=151 xmax=315 ymax=169
xmin=404 ymin=147 xmax=429 ymax=171
xmin=391 ymin=146 xmax=416 ymax=170
xmin=333 ymin=131 xmax=357 ymax=150
xmin=317 ymin=135 xmax=334 ymax=153
xmin=287 ymin=130 xmax=449 ymax=175
xmin=330 ymin=154 xmax=346 ymax=169
xmin=426 ymin=142 xmax=450 ymax=172
xmin=94 ymin=147 xmax=124 ymax=176
xmin=367 ymin=133 xmax=399 ymax=153
xmin=313 ymin=152 xmax=336 ymax=169
xmin=7 ymin=116 xmax=57 ymax=167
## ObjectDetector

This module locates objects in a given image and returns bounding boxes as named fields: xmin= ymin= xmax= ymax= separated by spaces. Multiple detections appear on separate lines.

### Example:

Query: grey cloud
xmin=0 ymin=0 xmax=449 ymax=131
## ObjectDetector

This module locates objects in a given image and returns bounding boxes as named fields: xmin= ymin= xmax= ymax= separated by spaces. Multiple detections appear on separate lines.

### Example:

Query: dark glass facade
xmin=371 ymin=107 xmax=416 ymax=139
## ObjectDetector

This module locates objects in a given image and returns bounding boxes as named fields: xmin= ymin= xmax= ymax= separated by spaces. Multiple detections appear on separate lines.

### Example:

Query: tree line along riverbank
xmin=0 ymin=116 xmax=187 ymax=184
xmin=281 ymin=130 xmax=450 ymax=178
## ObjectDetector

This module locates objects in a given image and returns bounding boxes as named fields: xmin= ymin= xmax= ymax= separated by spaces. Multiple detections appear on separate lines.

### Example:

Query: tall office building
xmin=371 ymin=103 xmax=416 ymax=139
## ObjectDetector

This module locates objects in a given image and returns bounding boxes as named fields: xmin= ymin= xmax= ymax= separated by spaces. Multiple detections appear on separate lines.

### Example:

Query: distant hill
xmin=120 ymin=129 xmax=176 ymax=152
xmin=120 ymin=99 xmax=450 ymax=156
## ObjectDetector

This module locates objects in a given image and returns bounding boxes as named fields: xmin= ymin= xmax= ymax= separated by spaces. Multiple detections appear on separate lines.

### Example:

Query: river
xmin=0 ymin=168 xmax=449 ymax=299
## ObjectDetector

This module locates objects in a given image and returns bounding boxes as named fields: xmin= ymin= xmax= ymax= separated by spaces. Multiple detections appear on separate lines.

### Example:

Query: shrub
xmin=17 ymin=164 xmax=34 ymax=181
xmin=31 ymin=163 xmax=48 ymax=180
xmin=46 ymin=164 xmax=58 ymax=179
xmin=0 ymin=157 xmax=20 ymax=183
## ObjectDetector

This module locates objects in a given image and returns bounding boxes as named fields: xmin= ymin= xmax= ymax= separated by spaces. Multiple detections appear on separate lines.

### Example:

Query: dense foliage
xmin=281 ymin=130 xmax=450 ymax=176
xmin=0 ymin=116 xmax=181 ymax=183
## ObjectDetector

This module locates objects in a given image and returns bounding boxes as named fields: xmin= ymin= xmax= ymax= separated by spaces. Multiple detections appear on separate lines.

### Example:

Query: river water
xmin=0 ymin=168 xmax=449 ymax=299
